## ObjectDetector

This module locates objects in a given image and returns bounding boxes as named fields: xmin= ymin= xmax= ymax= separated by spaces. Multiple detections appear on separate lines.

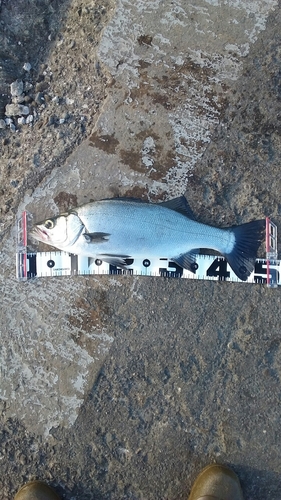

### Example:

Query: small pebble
xmin=23 ymin=62 xmax=32 ymax=72
xmin=12 ymin=95 xmax=25 ymax=104
xmin=35 ymin=81 xmax=49 ymax=93
xmin=35 ymin=92 xmax=45 ymax=104
xmin=56 ymin=130 xmax=64 ymax=139
xmin=48 ymin=115 xmax=56 ymax=126
xmin=10 ymin=80 xmax=24 ymax=97
xmin=18 ymin=117 xmax=26 ymax=125
xmin=5 ymin=104 xmax=30 ymax=116
xmin=25 ymin=82 xmax=33 ymax=91
xmin=0 ymin=119 xmax=6 ymax=129
xmin=33 ymin=153 xmax=40 ymax=167
xmin=26 ymin=115 xmax=34 ymax=124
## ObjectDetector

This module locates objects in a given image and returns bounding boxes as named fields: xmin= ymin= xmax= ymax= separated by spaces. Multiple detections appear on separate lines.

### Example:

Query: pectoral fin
xmin=84 ymin=232 xmax=110 ymax=243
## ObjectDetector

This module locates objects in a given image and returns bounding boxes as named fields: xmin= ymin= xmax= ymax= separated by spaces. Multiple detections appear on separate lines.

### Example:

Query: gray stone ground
xmin=1 ymin=1 xmax=281 ymax=499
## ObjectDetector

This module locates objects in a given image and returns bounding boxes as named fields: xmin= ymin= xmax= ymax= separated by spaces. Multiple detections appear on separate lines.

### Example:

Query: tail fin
xmin=225 ymin=220 xmax=265 ymax=281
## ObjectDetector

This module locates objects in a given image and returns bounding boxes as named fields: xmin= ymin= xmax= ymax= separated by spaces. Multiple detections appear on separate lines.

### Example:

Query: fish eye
xmin=44 ymin=219 xmax=55 ymax=229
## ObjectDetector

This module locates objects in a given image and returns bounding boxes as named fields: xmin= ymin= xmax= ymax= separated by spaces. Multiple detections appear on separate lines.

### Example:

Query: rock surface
xmin=0 ymin=1 xmax=281 ymax=499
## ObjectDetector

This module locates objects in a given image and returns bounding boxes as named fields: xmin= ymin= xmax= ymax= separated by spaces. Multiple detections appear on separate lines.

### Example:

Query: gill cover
xmin=32 ymin=212 xmax=84 ymax=247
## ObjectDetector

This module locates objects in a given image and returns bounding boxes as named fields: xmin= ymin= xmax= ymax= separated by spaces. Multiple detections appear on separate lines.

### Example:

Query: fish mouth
xmin=30 ymin=226 xmax=50 ymax=242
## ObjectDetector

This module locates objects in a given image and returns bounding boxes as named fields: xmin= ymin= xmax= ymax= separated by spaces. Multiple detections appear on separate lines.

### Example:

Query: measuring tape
xmin=16 ymin=212 xmax=280 ymax=287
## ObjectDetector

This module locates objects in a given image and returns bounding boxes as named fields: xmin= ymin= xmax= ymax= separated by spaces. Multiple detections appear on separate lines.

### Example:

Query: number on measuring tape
xmin=206 ymin=258 xmax=230 ymax=280
xmin=159 ymin=261 xmax=184 ymax=278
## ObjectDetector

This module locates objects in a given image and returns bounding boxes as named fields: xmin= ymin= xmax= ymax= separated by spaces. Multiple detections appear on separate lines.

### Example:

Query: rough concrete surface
xmin=0 ymin=1 xmax=281 ymax=499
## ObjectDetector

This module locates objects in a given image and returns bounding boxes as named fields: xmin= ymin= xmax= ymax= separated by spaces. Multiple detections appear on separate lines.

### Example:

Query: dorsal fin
xmin=160 ymin=196 xmax=195 ymax=219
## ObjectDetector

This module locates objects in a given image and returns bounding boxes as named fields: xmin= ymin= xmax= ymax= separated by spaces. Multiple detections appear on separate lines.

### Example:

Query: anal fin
xmin=171 ymin=251 xmax=199 ymax=273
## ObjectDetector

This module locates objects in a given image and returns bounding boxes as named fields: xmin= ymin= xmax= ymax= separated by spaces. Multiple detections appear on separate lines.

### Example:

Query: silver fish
xmin=30 ymin=196 xmax=265 ymax=281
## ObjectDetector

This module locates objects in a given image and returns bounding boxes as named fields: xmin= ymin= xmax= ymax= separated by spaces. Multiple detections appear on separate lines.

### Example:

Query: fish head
xmin=30 ymin=211 xmax=84 ymax=249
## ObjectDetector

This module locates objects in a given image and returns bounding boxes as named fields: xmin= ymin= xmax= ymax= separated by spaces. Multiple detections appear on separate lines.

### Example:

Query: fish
xmin=30 ymin=196 xmax=265 ymax=281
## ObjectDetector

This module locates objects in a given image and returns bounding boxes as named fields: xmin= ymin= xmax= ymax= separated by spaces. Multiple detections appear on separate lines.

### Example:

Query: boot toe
xmin=188 ymin=464 xmax=244 ymax=500
xmin=14 ymin=480 xmax=61 ymax=500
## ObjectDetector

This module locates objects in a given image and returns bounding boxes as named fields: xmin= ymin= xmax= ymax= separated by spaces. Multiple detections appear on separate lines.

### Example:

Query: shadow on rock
xmin=231 ymin=463 xmax=280 ymax=500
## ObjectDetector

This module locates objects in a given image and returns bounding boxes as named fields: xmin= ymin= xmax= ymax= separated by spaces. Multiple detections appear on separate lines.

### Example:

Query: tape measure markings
xmin=18 ymin=250 xmax=281 ymax=286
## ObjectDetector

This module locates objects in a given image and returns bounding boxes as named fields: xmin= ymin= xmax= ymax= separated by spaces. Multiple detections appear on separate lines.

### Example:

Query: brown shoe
xmin=188 ymin=464 xmax=244 ymax=500
xmin=14 ymin=480 xmax=61 ymax=500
